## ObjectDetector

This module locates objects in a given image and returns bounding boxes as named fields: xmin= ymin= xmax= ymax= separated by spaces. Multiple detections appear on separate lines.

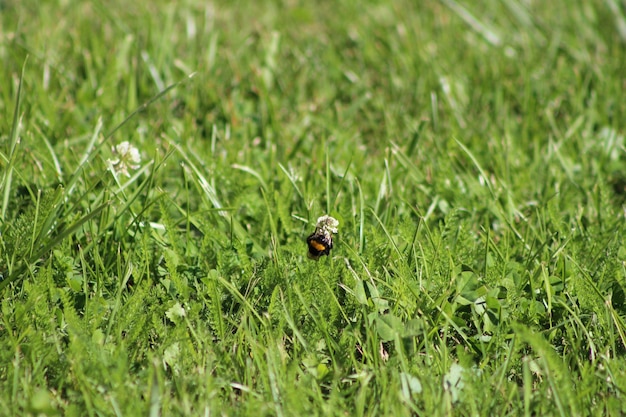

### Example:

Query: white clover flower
xmin=315 ymin=215 xmax=339 ymax=235
xmin=108 ymin=141 xmax=141 ymax=178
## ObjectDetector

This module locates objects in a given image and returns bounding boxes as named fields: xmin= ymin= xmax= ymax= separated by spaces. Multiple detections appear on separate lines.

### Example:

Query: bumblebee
xmin=306 ymin=232 xmax=333 ymax=260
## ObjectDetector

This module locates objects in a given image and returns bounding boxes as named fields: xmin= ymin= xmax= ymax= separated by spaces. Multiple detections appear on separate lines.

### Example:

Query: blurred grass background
xmin=1 ymin=0 xmax=626 ymax=415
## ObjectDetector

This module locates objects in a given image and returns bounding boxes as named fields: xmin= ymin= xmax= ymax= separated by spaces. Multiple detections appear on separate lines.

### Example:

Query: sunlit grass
xmin=1 ymin=0 xmax=626 ymax=415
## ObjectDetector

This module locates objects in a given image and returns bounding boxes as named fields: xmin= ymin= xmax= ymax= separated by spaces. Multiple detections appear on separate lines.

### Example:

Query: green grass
xmin=2 ymin=0 xmax=626 ymax=415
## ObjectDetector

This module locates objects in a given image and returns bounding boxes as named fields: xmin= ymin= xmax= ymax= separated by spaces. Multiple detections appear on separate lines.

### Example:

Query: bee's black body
xmin=306 ymin=232 xmax=333 ymax=260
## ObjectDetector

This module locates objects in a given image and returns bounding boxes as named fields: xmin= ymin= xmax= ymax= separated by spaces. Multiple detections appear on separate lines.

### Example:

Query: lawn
xmin=2 ymin=0 xmax=626 ymax=415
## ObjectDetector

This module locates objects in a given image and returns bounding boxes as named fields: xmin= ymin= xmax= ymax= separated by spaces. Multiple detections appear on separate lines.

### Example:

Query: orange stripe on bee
xmin=309 ymin=240 xmax=327 ymax=251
